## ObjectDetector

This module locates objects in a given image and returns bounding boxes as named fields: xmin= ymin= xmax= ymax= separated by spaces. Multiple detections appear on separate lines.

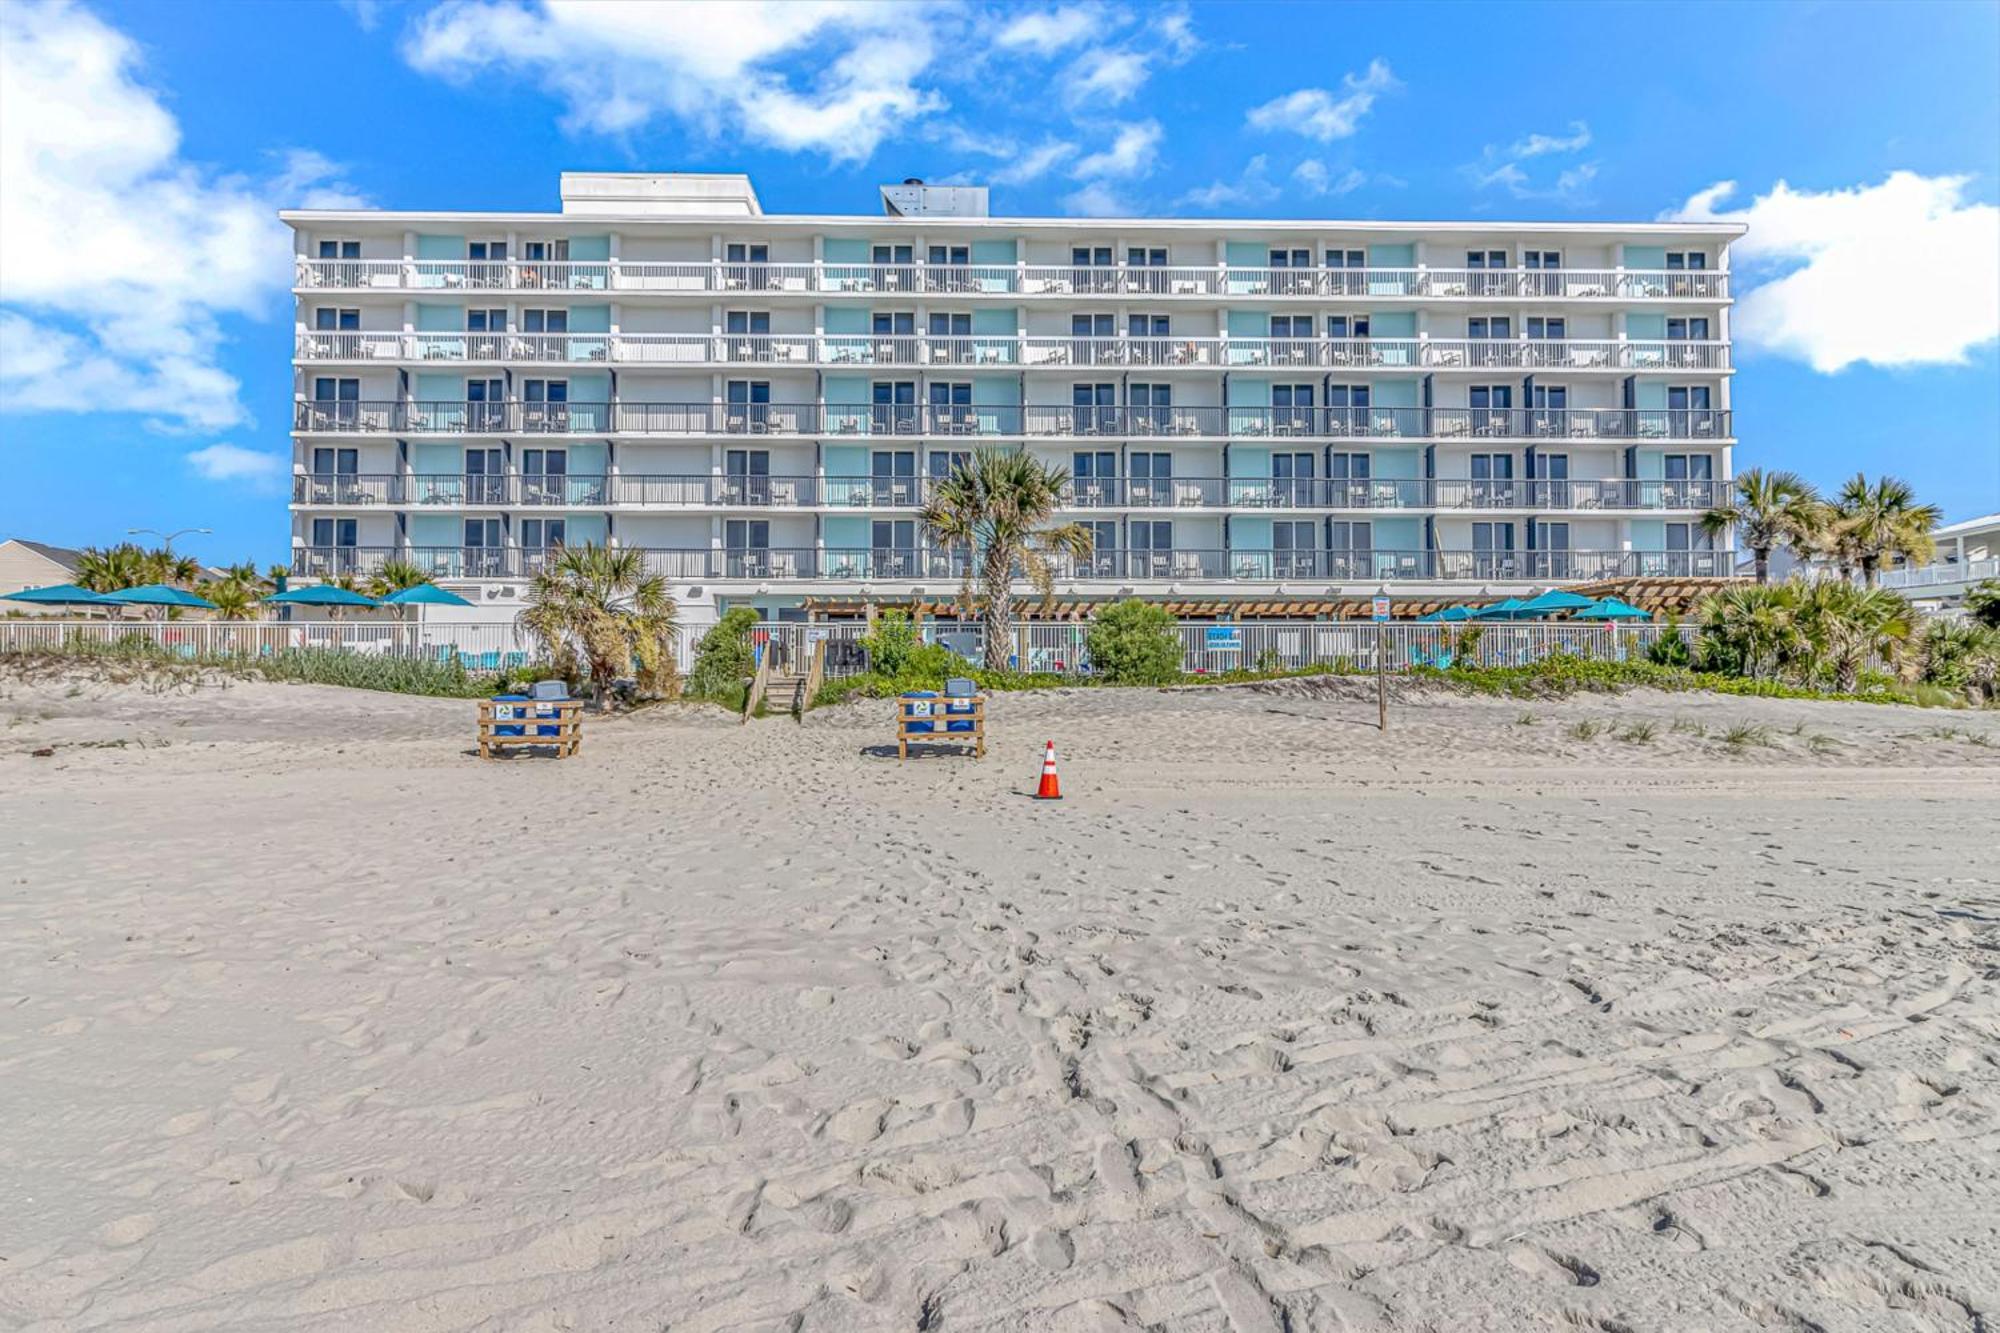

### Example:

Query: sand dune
xmin=2 ymin=671 xmax=1996 ymax=1330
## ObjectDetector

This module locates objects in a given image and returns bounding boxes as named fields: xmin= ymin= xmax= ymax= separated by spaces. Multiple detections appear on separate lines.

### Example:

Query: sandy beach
xmin=2 ymin=670 xmax=1996 ymax=1331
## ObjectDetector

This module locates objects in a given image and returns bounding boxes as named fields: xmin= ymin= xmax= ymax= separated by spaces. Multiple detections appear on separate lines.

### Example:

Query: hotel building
xmin=284 ymin=172 xmax=1741 ymax=618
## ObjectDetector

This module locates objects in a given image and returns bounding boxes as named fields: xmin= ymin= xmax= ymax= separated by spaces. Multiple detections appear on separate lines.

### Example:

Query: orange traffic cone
xmin=1034 ymin=740 xmax=1063 ymax=800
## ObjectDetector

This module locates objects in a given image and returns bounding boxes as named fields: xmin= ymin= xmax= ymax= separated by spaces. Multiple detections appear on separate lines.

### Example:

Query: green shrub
xmin=685 ymin=607 xmax=759 ymax=701
xmin=860 ymin=610 xmax=923 ymax=676
xmin=1086 ymin=599 xmax=1184 ymax=685
xmin=1647 ymin=616 xmax=1693 ymax=668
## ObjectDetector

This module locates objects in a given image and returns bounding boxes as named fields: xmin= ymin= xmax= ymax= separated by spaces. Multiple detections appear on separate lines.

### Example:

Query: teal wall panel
xmin=1370 ymin=311 xmax=1416 ymax=338
xmin=824 ymin=306 xmax=870 ymax=334
xmin=1368 ymin=244 xmax=1414 ymax=267
xmin=822 ymin=238 xmax=869 ymax=263
xmin=970 ymin=239 xmax=1016 ymax=264
xmin=1373 ymin=448 xmax=1422 ymax=479
xmin=567 ymin=235 xmax=610 ymax=262
xmin=415 ymin=234 xmax=463 ymax=260
xmin=971 ymin=307 xmax=1017 ymax=334
xmin=1372 ymin=379 xmax=1420 ymax=409
xmin=410 ymin=513 xmax=458 ymax=544
xmin=1626 ymin=312 xmax=1666 ymax=339
xmin=416 ymin=304 xmax=461 ymax=332
xmin=1625 ymin=245 xmax=1667 ymax=269
xmin=566 ymin=305 xmax=610 ymax=333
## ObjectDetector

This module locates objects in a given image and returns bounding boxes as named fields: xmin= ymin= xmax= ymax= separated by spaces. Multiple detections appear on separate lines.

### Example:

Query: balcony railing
xmin=298 ymin=258 xmax=1729 ymax=301
xmin=294 ymin=544 xmax=1728 ymax=582
xmin=297 ymin=332 xmax=1732 ymax=372
xmin=291 ymin=471 xmax=1725 ymax=513
xmin=295 ymin=398 xmax=1731 ymax=444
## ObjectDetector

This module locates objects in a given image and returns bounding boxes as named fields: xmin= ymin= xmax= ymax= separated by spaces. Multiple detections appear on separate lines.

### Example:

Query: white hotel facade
xmin=284 ymin=173 xmax=1741 ymax=618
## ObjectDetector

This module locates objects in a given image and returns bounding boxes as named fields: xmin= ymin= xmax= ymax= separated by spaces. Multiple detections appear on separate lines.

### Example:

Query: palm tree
xmin=1829 ymin=473 xmax=1942 ymax=587
xmin=517 ymin=545 xmax=679 ymax=706
xmin=138 ymin=548 xmax=200 ymax=588
xmin=200 ymin=578 xmax=263 ymax=621
xmin=1700 ymin=469 xmax=1822 ymax=584
xmin=75 ymin=543 xmax=149 ymax=593
xmin=920 ymin=448 xmax=1094 ymax=672
xmin=1794 ymin=580 xmax=1912 ymax=692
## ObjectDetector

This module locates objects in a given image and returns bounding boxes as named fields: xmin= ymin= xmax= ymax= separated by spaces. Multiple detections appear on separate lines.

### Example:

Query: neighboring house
xmin=1880 ymin=512 xmax=2000 ymax=605
xmin=283 ymin=170 xmax=1743 ymax=620
xmin=0 ymin=538 xmax=84 ymax=610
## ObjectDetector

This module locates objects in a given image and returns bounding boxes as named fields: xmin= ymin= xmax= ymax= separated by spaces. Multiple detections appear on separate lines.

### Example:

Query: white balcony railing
xmin=299 ymin=331 xmax=1730 ymax=371
xmin=297 ymin=258 xmax=1731 ymax=301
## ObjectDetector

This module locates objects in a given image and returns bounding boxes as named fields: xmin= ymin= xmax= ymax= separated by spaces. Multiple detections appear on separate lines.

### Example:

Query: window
xmin=314 ymin=307 xmax=360 ymax=332
xmin=725 ymin=242 xmax=769 ymax=291
xmin=1538 ymin=456 xmax=1570 ymax=508
xmin=1272 ymin=452 xmax=1315 ymax=505
xmin=1071 ymin=312 xmax=1115 ymax=364
xmin=1666 ymin=317 xmax=1710 ymax=341
xmin=1472 ymin=522 xmax=1517 ymax=576
xmin=928 ymin=311 xmax=972 ymax=362
xmin=1528 ymin=384 xmax=1568 ymax=436
xmin=725 ymin=519 xmax=771 ymax=576
xmin=522 ymin=378 xmax=568 ymax=431
xmin=1273 ymin=520 xmax=1317 ymax=575
xmin=928 ymin=244 xmax=969 ymax=266
xmin=1523 ymin=249 xmax=1562 ymax=296
xmin=1128 ymin=313 xmax=1170 ymax=364
xmin=1130 ymin=382 xmax=1172 ymax=434
xmin=927 ymin=448 xmax=971 ymax=479
xmin=1467 ymin=315 xmax=1513 ymax=367
xmin=1072 ymin=382 xmax=1116 ymax=433
xmin=1466 ymin=249 xmax=1509 ymax=295
xmin=1470 ymin=453 xmax=1514 ymax=503
xmin=1467 ymin=315 xmax=1511 ymax=339
xmin=1328 ymin=520 xmax=1372 ymax=576
xmin=929 ymin=381 xmax=973 ymax=433
xmin=872 ymin=244 xmax=915 ymax=290
xmin=871 ymin=381 xmax=916 ymax=433
xmin=870 ymin=449 xmax=916 ymax=507
xmin=871 ymin=520 xmax=917 ymax=575
xmin=1469 ymin=385 xmax=1513 ymax=433
xmin=1664 ymin=520 xmax=1716 ymax=574
xmin=1665 ymin=251 xmax=1707 ymax=270
xmin=1666 ymin=385 xmax=1713 ymax=437
xmin=1071 ymin=450 xmax=1118 ymax=505
xmin=724 ymin=448 xmax=771 ymax=504
xmin=1326 ymin=314 xmax=1368 ymax=340
xmin=726 ymin=379 xmax=772 ymax=433
xmin=463 ymin=447 xmax=504 ymax=505
xmin=1082 ymin=520 xmax=1119 ymax=574
xmin=466 ymin=239 xmax=507 ymax=288
xmin=1526 ymin=317 xmax=1565 ymax=339
xmin=310 ymin=446 xmax=359 ymax=476
xmin=872 ymin=311 xmax=916 ymax=361
xmin=462 ymin=518 xmax=503 ymax=576
xmin=1664 ymin=453 xmax=1715 ymax=506
xmin=1327 ymin=452 xmax=1371 ymax=504
xmin=1268 ymin=247 xmax=1313 ymax=294
xmin=1327 ymin=383 xmax=1370 ymax=433
xmin=1129 ymin=520 xmax=1173 ymax=576
xmin=521 ymin=447 xmax=566 ymax=476
xmin=1325 ymin=248 xmax=1367 ymax=295
xmin=309 ymin=377 xmax=360 ymax=429
xmin=466 ymin=377 xmax=504 ymax=431
xmin=521 ymin=449 xmax=568 ymax=505
xmin=1070 ymin=245 xmax=1115 ymax=293
xmin=1272 ymin=383 xmax=1315 ymax=434
xmin=521 ymin=518 xmax=566 ymax=549
xmin=311 ymin=517 xmax=358 ymax=548
xmin=520 ymin=239 xmax=568 ymax=290
xmin=521 ymin=309 xmax=568 ymax=339
xmin=316 ymin=239 xmax=361 ymax=283
xmin=1534 ymin=520 xmax=1571 ymax=577
xmin=1128 ymin=451 xmax=1172 ymax=505
xmin=1126 ymin=247 xmax=1168 ymax=294
xmin=1270 ymin=314 xmax=1314 ymax=342
xmin=317 ymin=239 xmax=361 ymax=259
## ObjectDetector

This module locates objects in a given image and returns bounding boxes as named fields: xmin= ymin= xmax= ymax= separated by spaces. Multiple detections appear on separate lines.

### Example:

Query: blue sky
xmin=2 ymin=0 xmax=1996 ymax=568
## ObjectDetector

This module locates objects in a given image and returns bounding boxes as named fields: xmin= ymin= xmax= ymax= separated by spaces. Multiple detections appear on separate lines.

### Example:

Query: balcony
xmin=295 ymin=398 xmax=1731 ymax=444
xmin=290 ymin=470 xmax=1726 ymax=513
xmin=297 ymin=258 xmax=1729 ymax=302
xmin=294 ymin=543 xmax=1729 ymax=584
xmin=296 ymin=332 xmax=1731 ymax=373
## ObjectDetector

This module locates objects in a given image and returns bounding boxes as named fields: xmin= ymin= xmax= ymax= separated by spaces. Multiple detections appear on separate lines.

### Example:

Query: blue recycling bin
xmin=900 ymin=690 xmax=938 ymax=733
xmin=491 ymin=694 xmax=563 ymax=737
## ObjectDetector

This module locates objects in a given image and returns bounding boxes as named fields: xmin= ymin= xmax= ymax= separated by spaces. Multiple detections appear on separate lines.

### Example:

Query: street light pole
xmin=128 ymin=526 xmax=212 ymax=553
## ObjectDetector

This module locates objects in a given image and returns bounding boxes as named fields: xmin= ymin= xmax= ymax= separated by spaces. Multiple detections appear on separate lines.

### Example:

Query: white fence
xmin=0 ymin=618 xmax=1695 ymax=680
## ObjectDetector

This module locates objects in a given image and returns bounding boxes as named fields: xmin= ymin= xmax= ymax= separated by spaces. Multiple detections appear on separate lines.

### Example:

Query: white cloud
xmin=0 ymin=0 xmax=362 ymax=433
xmin=1508 ymin=121 xmax=1591 ymax=158
xmin=1063 ymin=181 xmax=1131 ymax=217
xmin=993 ymin=139 xmax=1079 ymax=186
xmin=1245 ymin=60 xmax=1396 ymax=142
xmin=1063 ymin=47 xmax=1149 ymax=107
xmin=1293 ymin=160 xmax=1368 ymax=197
xmin=1466 ymin=121 xmax=1598 ymax=204
xmin=1668 ymin=172 xmax=2000 ymax=373
xmin=1179 ymin=155 xmax=1277 ymax=210
xmin=186 ymin=442 xmax=286 ymax=490
xmin=403 ymin=0 xmax=946 ymax=162
xmin=1071 ymin=120 xmax=1160 ymax=180
xmin=994 ymin=5 xmax=1100 ymax=53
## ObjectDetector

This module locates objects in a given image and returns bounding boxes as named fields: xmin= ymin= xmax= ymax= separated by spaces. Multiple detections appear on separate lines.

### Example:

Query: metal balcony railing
xmin=299 ymin=258 xmax=1731 ymax=301
xmin=295 ymin=333 xmax=1732 ymax=372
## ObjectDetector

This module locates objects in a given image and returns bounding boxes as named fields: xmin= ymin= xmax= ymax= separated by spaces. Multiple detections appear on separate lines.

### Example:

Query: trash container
xmin=900 ymin=690 xmax=938 ymax=734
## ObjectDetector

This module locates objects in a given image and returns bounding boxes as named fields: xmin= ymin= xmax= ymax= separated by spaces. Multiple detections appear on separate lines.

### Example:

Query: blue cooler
xmin=901 ymin=691 xmax=938 ymax=733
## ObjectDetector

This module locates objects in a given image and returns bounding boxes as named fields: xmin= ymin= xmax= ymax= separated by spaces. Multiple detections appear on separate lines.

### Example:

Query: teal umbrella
xmin=106 ymin=584 xmax=216 ymax=611
xmin=1470 ymin=599 xmax=1525 ymax=620
xmin=380 ymin=584 xmax=472 ymax=608
xmin=265 ymin=585 xmax=380 ymax=609
xmin=1516 ymin=588 xmax=1596 ymax=618
xmin=1 ymin=583 xmax=112 ymax=607
xmin=1574 ymin=596 xmax=1652 ymax=621
xmin=1436 ymin=605 xmax=1476 ymax=622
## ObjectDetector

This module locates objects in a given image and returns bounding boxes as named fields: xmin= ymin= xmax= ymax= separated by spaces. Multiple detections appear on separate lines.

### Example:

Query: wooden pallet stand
xmin=479 ymin=699 xmax=582 ymax=759
xmin=897 ymin=695 xmax=985 ymax=760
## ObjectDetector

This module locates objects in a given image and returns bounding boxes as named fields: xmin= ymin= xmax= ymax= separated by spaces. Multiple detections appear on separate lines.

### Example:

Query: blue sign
xmin=1205 ymin=626 xmax=1242 ymax=651
xmin=1372 ymin=596 xmax=1392 ymax=622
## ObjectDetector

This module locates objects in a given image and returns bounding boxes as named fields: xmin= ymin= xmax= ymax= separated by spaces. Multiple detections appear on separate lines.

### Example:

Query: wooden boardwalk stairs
xmin=742 ymin=638 xmax=828 ymax=723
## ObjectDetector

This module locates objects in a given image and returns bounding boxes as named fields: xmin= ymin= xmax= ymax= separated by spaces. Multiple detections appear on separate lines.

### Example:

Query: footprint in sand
xmin=96 ymin=1213 xmax=157 ymax=1247
xmin=1506 ymin=1243 xmax=1600 ymax=1287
